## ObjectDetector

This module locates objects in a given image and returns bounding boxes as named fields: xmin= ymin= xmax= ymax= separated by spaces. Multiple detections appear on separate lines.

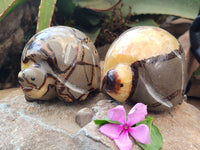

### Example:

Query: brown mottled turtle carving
xmin=18 ymin=26 xmax=100 ymax=102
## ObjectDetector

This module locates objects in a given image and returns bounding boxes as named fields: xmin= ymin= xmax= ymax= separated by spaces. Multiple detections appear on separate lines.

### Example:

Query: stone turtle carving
xmin=103 ymin=26 xmax=187 ymax=111
xmin=18 ymin=26 xmax=100 ymax=102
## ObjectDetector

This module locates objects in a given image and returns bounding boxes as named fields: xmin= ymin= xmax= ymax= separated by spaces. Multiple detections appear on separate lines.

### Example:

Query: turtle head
xmin=103 ymin=64 xmax=136 ymax=103
xmin=18 ymin=67 xmax=56 ymax=100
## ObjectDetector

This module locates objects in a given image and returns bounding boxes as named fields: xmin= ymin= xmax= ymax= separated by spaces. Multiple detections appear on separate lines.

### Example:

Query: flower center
xmin=123 ymin=124 xmax=129 ymax=130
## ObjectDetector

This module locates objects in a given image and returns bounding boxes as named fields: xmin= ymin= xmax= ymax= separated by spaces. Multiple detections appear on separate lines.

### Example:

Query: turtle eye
xmin=120 ymin=83 xmax=124 ymax=87
xmin=28 ymin=75 xmax=37 ymax=84
xmin=31 ymin=77 xmax=36 ymax=81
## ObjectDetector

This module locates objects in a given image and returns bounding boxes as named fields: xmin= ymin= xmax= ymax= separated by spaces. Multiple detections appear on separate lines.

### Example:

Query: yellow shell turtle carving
xmin=18 ymin=26 xmax=100 ymax=102
xmin=103 ymin=26 xmax=186 ymax=111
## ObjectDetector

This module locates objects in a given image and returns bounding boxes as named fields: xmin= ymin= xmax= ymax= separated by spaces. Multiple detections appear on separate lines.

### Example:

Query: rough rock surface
xmin=178 ymin=30 xmax=200 ymax=99
xmin=1 ymin=88 xmax=200 ymax=150
xmin=161 ymin=18 xmax=192 ymax=38
xmin=178 ymin=30 xmax=199 ymax=82
xmin=75 ymin=107 xmax=94 ymax=127
xmin=187 ymin=78 xmax=200 ymax=98
xmin=0 ymin=88 xmax=110 ymax=149
xmin=0 ymin=0 xmax=40 ymax=89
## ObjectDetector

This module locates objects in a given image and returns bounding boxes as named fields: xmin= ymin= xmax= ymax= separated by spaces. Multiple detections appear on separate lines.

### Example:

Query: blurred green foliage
xmin=36 ymin=0 xmax=57 ymax=32
xmin=0 ymin=0 xmax=199 ymax=43
xmin=0 ymin=0 xmax=28 ymax=22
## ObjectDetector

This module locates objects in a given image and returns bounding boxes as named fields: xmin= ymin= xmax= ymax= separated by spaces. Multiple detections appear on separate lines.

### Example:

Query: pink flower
xmin=99 ymin=103 xmax=151 ymax=150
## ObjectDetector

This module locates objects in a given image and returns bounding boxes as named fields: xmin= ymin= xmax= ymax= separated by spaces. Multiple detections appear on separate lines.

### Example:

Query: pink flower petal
xmin=108 ymin=105 xmax=126 ymax=123
xmin=128 ymin=103 xmax=147 ymax=126
xmin=99 ymin=123 xmax=123 ymax=139
xmin=114 ymin=130 xmax=133 ymax=150
xmin=129 ymin=124 xmax=151 ymax=144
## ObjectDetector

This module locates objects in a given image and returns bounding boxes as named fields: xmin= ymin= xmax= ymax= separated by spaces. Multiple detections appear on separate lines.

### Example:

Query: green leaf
xmin=136 ymin=116 xmax=154 ymax=127
xmin=0 ymin=0 xmax=28 ymax=22
xmin=193 ymin=66 xmax=200 ymax=76
xmin=36 ymin=0 xmax=57 ymax=32
xmin=128 ymin=16 xmax=158 ymax=27
xmin=73 ymin=8 xmax=102 ymax=42
xmin=136 ymin=116 xmax=163 ymax=150
xmin=121 ymin=0 xmax=200 ymax=19
xmin=83 ymin=26 xmax=101 ymax=43
xmin=56 ymin=0 xmax=76 ymax=18
xmin=73 ymin=0 xmax=121 ymax=11
xmin=104 ymin=116 xmax=122 ymax=124
xmin=74 ymin=8 xmax=101 ymax=27
xmin=94 ymin=119 xmax=109 ymax=125
xmin=94 ymin=116 xmax=121 ymax=126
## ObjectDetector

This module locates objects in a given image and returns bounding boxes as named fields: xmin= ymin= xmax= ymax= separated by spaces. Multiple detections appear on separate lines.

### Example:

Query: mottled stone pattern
xmin=18 ymin=26 xmax=100 ymax=102
xmin=0 ymin=88 xmax=200 ymax=150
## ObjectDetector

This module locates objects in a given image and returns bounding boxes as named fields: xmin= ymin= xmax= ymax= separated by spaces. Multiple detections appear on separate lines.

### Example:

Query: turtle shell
xmin=18 ymin=26 xmax=100 ymax=102
xmin=103 ymin=26 xmax=187 ymax=111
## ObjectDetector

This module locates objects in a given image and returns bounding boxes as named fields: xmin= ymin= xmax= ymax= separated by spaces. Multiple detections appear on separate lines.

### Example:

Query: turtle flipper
xmin=190 ymin=9 xmax=200 ymax=63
